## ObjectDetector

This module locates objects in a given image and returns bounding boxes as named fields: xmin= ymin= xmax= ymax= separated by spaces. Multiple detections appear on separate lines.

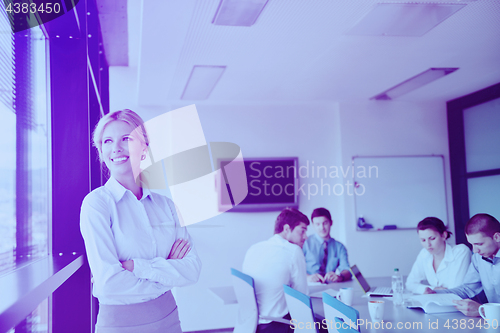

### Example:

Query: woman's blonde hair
xmin=92 ymin=109 xmax=149 ymax=163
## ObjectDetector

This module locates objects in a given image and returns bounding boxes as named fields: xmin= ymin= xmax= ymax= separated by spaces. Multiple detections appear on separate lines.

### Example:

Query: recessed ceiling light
xmin=212 ymin=0 xmax=269 ymax=26
xmin=347 ymin=3 xmax=466 ymax=37
xmin=181 ymin=66 xmax=226 ymax=100
xmin=371 ymin=68 xmax=459 ymax=100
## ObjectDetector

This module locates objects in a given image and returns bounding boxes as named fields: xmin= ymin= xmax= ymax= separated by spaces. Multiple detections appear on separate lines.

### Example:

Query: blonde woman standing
xmin=80 ymin=109 xmax=201 ymax=332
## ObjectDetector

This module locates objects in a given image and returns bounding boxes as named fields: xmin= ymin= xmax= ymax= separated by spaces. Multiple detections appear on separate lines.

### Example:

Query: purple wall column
xmin=45 ymin=0 xmax=108 ymax=331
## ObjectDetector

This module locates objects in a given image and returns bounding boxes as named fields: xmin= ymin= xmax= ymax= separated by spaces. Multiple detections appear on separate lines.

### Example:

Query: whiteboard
xmin=353 ymin=155 xmax=448 ymax=231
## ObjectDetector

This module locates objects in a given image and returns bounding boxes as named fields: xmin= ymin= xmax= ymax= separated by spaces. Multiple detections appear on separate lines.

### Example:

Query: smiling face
xmin=284 ymin=222 xmax=308 ymax=248
xmin=312 ymin=216 xmax=332 ymax=240
xmin=466 ymin=232 xmax=500 ymax=258
xmin=100 ymin=120 xmax=147 ymax=182
xmin=418 ymin=228 xmax=447 ymax=257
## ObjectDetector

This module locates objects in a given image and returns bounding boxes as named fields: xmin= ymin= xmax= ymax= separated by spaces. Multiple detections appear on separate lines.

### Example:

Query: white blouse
xmin=406 ymin=243 xmax=471 ymax=294
xmin=80 ymin=177 xmax=202 ymax=305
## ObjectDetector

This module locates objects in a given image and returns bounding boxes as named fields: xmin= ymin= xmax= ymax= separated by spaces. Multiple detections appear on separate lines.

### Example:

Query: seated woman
xmin=406 ymin=217 xmax=471 ymax=295
xmin=80 ymin=109 xmax=201 ymax=332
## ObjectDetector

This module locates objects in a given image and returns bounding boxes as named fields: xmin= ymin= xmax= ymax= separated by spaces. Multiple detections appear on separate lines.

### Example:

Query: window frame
xmin=447 ymin=82 xmax=500 ymax=245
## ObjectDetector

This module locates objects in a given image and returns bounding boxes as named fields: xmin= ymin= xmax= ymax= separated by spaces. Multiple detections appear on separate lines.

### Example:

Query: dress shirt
xmin=406 ymin=243 xmax=471 ymax=294
xmin=80 ymin=177 xmax=202 ymax=305
xmin=303 ymin=233 xmax=350 ymax=275
xmin=242 ymin=234 xmax=308 ymax=324
xmin=436 ymin=250 xmax=500 ymax=303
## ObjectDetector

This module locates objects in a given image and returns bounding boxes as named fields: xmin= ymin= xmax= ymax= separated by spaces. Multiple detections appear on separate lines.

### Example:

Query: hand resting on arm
xmin=121 ymin=239 xmax=191 ymax=272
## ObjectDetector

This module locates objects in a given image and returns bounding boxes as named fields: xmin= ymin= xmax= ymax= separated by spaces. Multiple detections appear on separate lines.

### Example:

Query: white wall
xmin=337 ymin=100 xmax=455 ymax=278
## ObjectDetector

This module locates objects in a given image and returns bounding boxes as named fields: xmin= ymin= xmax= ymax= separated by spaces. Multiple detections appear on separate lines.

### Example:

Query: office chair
xmin=283 ymin=284 xmax=319 ymax=332
xmin=322 ymin=292 xmax=359 ymax=333
xmin=230 ymin=268 xmax=289 ymax=333
xmin=334 ymin=317 xmax=359 ymax=333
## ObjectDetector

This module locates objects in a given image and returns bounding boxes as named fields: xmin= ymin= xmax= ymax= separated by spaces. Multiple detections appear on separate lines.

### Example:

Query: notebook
xmin=350 ymin=265 xmax=393 ymax=297
xmin=406 ymin=294 xmax=461 ymax=313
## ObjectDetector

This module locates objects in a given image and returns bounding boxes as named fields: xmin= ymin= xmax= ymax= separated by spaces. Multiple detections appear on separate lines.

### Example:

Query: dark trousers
xmin=257 ymin=314 xmax=293 ymax=333
xmin=256 ymin=313 xmax=328 ymax=333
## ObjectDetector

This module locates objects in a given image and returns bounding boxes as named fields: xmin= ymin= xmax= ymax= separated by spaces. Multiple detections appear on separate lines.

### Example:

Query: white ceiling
xmin=111 ymin=0 xmax=500 ymax=105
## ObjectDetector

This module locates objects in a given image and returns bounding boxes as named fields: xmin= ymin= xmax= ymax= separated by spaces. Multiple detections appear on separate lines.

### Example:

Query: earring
xmin=141 ymin=155 xmax=146 ymax=161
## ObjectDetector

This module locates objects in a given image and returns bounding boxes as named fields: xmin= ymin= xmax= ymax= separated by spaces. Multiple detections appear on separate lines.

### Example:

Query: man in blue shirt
xmin=430 ymin=213 xmax=500 ymax=317
xmin=303 ymin=208 xmax=351 ymax=283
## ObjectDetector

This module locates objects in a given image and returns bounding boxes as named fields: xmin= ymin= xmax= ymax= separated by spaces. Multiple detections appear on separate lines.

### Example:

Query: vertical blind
xmin=0 ymin=1 xmax=49 ymax=275
xmin=0 ymin=1 xmax=16 ymax=274
xmin=0 ymin=3 xmax=15 ymax=112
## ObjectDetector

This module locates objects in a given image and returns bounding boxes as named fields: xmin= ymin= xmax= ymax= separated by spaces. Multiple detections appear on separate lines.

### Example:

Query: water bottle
xmin=392 ymin=268 xmax=404 ymax=306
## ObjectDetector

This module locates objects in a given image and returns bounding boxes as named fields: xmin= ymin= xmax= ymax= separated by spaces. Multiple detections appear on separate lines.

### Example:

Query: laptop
xmin=350 ymin=265 xmax=393 ymax=297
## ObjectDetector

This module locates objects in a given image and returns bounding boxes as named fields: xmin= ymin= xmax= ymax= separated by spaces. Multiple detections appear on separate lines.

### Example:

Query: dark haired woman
xmin=406 ymin=217 xmax=471 ymax=294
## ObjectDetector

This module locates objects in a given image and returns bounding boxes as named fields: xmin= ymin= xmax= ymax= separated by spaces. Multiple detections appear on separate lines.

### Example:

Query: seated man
xmin=303 ymin=208 xmax=351 ymax=283
xmin=430 ymin=213 xmax=500 ymax=316
xmin=242 ymin=208 xmax=309 ymax=333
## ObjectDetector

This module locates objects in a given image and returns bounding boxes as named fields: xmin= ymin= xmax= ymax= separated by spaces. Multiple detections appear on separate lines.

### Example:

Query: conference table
xmin=210 ymin=276 xmax=496 ymax=332
xmin=309 ymin=277 xmax=496 ymax=333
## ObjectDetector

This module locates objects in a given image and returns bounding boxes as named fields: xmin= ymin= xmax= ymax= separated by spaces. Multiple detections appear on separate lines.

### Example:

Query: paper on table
xmin=384 ymin=292 xmax=410 ymax=302
xmin=310 ymin=289 xmax=339 ymax=298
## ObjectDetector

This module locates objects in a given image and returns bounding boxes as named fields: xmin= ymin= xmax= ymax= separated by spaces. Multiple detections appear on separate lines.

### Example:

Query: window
xmin=448 ymin=83 xmax=500 ymax=244
xmin=1 ymin=1 xmax=107 ymax=331
xmin=463 ymin=97 xmax=500 ymax=218
xmin=0 ymin=1 xmax=50 ymax=279
xmin=7 ymin=298 xmax=49 ymax=333
xmin=0 ymin=0 xmax=16 ymax=273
